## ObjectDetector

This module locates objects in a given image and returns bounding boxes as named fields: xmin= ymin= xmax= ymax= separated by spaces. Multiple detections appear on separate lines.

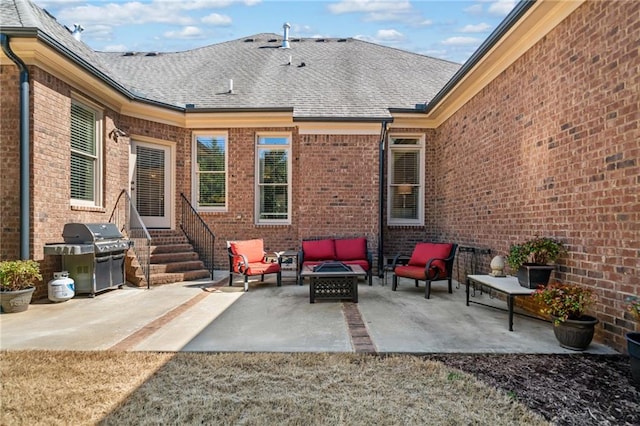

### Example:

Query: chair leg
xmin=448 ymin=278 xmax=453 ymax=294
xmin=277 ymin=271 xmax=282 ymax=287
xmin=392 ymin=274 xmax=398 ymax=291
xmin=228 ymin=272 xmax=233 ymax=287
xmin=260 ymin=274 xmax=265 ymax=282
xmin=415 ymin=279 xmax=419 ymax=288
xmin=368 ymin=270 xmax=372 ymax=286
xmin=425 ymin=280 xmax=431 ymax=299
xmin=244 ymin=275 xmax=249 ymax=292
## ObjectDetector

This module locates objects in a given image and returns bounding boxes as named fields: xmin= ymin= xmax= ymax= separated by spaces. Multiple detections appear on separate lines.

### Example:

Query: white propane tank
xmin=48 ymin=271 xmax=75 ymax=302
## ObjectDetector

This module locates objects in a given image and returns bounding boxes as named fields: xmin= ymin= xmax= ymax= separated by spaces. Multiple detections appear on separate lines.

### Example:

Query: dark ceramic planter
xmin=0 ymin=286 xmax=35 ymax=313
xmin=626 ymin=332 xmax=640 ymax=384
xmin=517 ymin=264 xmax=554 ymax=289
xmin=552 ymin=315 xmax=598 ymax=351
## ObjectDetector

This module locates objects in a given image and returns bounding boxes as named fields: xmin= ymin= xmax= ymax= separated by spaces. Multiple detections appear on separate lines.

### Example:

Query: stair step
xmin=151 ymin=251 xmax=200 ymax=264
xmin=149 ymin=260 xmax=205 ymax=274
xmin=146 ymin=270 xmax=212 ymax=286
xmin=151 ymin=243 xmax=194 ymax=254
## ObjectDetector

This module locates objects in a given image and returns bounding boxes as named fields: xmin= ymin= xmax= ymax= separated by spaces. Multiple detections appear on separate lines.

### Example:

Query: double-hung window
xmin=388 ymin=135 xmax=424 ymax=225
xmin=256 ymin=134 xmax=291 ymax=224
xmin=70 ymin=99 xmax=102 ymax=207
xmin=194 ymin=133 xmax=227 ymax=210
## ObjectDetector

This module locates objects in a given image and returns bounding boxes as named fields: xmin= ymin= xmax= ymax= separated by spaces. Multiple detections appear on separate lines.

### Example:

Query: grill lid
xmin=62 ymin=223 xmax=124 ymax=243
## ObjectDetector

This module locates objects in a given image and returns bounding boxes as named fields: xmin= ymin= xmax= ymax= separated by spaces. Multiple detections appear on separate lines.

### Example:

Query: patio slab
xmin=0 ymin=272 xmax=618 ymax=355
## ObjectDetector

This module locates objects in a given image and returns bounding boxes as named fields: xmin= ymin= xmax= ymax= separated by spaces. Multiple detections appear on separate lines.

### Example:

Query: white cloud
xmin=201 ymin=13 xmax=232 ymax=25
xmin=164 ymin=26 xmax=204 ymax=39
xmin=103 ymin=44 xmax=129 ymax=52
xmin=487 ymin=0 xmax=516 ymax=16
xmin=442 ymin=36 xmax=480 ymax=46
xmin=464 ymin=4 xmax=483 ymax=15
xmin=54 ymin=2 xmax=194 ymax=26
xmin=460 ymin=22 xmax=492 ymax=33
xmin=328 ymin=0 xmax=411 ymax=14
xmin=376 ymin=29 xmax=403 ymax=41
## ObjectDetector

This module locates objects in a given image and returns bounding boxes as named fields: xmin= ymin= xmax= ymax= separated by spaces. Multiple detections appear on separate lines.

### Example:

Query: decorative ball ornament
xmin=490 ymin=255 xmax=506 ymax=277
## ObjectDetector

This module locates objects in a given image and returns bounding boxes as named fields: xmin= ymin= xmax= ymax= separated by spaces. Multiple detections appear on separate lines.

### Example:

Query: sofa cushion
xmin=302 ymin=239 xmax=336 ymax=261
xmin=334 ymin=237 xmax=367 ymax=261
xmin=408 ymin=243 xmax=453 ymax=275
xmin=229 ymin=239 xmax=265 ymax=263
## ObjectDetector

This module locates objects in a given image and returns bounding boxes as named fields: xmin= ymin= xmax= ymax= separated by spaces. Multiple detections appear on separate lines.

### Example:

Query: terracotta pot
xmin=0 ymin=286 xmax=35 ymax=313
xmin=552 ymin=315 xmax=598 ymax=351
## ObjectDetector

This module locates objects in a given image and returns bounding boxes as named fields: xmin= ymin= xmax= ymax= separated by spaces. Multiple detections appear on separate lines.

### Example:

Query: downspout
xmin=1 ymin=34 xmax=30 ymax=260
xmin=377 ymin=120 xmax=389 ymax=277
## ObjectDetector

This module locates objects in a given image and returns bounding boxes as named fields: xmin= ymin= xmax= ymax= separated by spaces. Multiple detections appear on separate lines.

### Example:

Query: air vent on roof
xmin=315 ymin=39 xmax=326 ymax=42
xmin=338 ymin=38 xmax=347 ymax=42
xmin=291 ymin=38 xmax=301 ymax=42
xmin=123 ymin=52 xmax=136 ymax=56
xmin=145 ymin=52 xmax=159 ymax=57
xmin=244 ymin=38 xmax=255 ymax=42
xmin=282 ymin=23 xmax=291 ymax=49
xmin=268 ymin=38 xmax=277 ymax=42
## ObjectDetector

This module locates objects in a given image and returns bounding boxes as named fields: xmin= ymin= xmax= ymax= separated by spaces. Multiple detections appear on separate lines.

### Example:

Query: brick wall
xmin=431 ymin=1 xmax=639 ymax=350
xmin=191 ymin=128 xmax=381 ymax=269
xmin=0 ymin=65 xmax=21 ymax=261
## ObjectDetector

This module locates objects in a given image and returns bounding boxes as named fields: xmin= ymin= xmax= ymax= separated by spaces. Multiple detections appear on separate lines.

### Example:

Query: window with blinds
xmin=388 ymin=136 xmax=424 ymax=224
xmin=195 ymin=135 xmax=226 ymax=209
xmin=256 ymin=135 xmax=291 ymax=224
xmin=70 ymin=100 xmax=102 ymax=206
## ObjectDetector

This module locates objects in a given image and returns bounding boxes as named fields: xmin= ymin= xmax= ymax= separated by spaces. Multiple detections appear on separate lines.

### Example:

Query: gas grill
xmin=44 ymin=223 xmax=131 ymax=297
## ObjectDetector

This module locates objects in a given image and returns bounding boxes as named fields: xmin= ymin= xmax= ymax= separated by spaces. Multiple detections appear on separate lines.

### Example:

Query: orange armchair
xmin=227 ymin=239 xmax=282 ymax=292
xmin=392 ymin=242 xmax=458 ymax=299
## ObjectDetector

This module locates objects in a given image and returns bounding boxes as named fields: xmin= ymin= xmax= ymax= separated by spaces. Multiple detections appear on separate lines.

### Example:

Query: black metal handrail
xmin=110 ymin=189 xmax=152 ymax=288
xmin=180 ymin=193 xmax=215 ymax=278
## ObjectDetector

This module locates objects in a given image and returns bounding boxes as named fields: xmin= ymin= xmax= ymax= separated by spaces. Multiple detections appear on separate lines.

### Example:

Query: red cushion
xmin=342 ymin=260 xmax=369 ymax=271
xmin=408 ymin=243 xmax=452 ymax=266
xmin=244 ymin=261 xmax=280 ymax=276
xmin=395 ymin=265 xmax=444 ymax=280
xmin=230 ymin=239 xmax=265 ymax=263
xmin=302 ymin=239 xmax=336 ymax=261
xmin=334 ymin=237 xmax=367 ymax=261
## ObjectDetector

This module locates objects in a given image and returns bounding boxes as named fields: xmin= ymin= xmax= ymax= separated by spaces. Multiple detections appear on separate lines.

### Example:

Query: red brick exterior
xmin=428 ymin=1 xmax=639 ymax=350
xmin=0 ymin=1 xmax=637 ymax=351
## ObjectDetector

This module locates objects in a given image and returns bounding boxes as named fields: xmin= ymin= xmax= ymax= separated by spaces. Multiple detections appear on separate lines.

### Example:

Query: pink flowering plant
xmin=532 ymin=281 xmax=597 ymax=325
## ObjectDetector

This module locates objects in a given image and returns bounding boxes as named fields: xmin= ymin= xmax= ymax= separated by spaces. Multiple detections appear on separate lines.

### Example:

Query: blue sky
xmin=34 ymin=0 xmax=518 ymax=64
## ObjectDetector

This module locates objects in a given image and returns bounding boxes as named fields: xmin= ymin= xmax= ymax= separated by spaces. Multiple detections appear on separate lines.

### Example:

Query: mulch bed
xmin=425 ymin=353 xmax=639 ymax=426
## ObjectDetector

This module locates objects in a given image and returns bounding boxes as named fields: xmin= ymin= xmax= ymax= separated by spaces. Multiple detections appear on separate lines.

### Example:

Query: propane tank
xmin=48 ymin=271 xmax=75 ymax=302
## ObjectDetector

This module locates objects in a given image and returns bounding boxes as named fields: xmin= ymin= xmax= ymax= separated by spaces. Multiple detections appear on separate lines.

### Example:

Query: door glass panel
xmin=136 ymin=146 xmax=165 ymax=217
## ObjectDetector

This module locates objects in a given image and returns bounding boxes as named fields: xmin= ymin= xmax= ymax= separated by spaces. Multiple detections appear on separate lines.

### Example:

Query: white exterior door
xmin=130 ymin=140 xmax=173 ymax=229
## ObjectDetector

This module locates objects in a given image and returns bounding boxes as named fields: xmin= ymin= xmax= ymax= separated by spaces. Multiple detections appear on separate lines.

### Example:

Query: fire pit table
xmin=300 ymin=262 xmax=366 ymax=303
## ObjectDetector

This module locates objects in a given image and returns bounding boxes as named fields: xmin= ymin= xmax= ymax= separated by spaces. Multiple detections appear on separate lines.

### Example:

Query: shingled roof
xmin=2 ymin=0 xmax=461 ymax=120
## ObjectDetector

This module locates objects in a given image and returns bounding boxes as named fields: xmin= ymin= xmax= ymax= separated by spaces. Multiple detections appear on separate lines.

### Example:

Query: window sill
xmin=71 ymin=205 xmax=106 ymax=213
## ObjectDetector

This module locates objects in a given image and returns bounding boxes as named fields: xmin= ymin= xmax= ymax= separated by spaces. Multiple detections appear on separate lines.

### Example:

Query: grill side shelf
xmin=44 ymin=244 xmax=95 ymax=255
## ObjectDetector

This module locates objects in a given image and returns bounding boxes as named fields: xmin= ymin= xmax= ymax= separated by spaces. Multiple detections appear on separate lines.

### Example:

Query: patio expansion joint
xmin=109 ymin=283 xmax=220 ymax=351
xmin=342 ymin=302 xmax=377 ymax=354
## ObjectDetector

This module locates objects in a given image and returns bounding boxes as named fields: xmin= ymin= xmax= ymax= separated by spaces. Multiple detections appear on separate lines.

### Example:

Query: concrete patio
xmin=0 ymin=272 xmax=617 ymax=355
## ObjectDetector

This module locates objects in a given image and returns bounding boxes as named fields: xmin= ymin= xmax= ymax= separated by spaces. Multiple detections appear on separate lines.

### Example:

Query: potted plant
xmin=625 ymin=296 xmax=640 ymax=383
xmin=506 ymin=236 xmax=565 ymax=288
xmin=532 ymin=281 xmax=598 ymax=351
xmin=0 ymin=260 xmax=42 ymax=313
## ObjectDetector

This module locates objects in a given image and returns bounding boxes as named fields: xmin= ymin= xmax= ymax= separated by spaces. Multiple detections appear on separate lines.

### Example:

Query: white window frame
xmin=255 ymin=132 xmax=292 ymax=225
xmin=387 ymin=134 xmax=425 ymax=226
xmin=70 ymin=97 xmax=103 ymax=208
xmin=192 ymin=132 xmax=228 ymax=212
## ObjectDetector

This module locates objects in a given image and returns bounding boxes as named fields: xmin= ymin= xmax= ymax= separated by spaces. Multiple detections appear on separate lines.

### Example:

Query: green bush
xmin=0 ymin=260 xmax=43 ymax=291
xmin=506 ymin=236 xmax=565 ymax=272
